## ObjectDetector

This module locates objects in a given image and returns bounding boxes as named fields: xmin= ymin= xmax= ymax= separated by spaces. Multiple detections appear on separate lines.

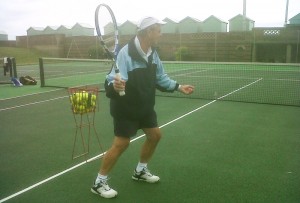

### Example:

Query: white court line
xmin=0 ymin=96 xmax=68 ymax=112
xmin=173 ymin=69 xmax=209 ymax=77
xmin=46 ymin=70 xmax=107 ymax=79
xmin=273 ymin=78 xmax=300 ymax=82
xmin=0 ymin=78 xmax=262 ymax=203
xmin=0 ymin=88 xmax=62 ymax=101
xmin=186 ymin=75 xmax=300 ymax=82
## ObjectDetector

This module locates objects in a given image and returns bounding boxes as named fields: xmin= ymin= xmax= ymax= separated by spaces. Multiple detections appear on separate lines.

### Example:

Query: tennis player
xmin=91 ymin=16 xmax=194 ymax=198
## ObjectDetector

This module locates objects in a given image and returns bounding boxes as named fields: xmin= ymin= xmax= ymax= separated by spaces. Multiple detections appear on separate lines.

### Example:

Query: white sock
xmin=136 ymin=162 xmax=147 ymax=172
xmin=96 ymin=173 xmax=107 ymax=184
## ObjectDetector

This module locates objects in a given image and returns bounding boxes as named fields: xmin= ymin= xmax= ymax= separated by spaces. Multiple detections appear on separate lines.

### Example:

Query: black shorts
xmin=113 ymin=110 xmax=158 ymax=137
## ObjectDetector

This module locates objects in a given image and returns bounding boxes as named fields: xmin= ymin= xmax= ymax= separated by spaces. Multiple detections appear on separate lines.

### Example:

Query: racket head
xmin=95 ymin=4 xmax=119 ymax=60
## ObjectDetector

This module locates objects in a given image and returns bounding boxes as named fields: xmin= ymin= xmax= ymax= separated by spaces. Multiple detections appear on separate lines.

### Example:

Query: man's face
xmin=148 ymin=24 xmax=162 ymax=46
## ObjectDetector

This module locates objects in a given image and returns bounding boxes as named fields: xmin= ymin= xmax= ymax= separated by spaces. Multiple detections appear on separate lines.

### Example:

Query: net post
xmin=8 ymin=58 xmax=13 ymax=77
xmin=11 ymin=57 xmax=17 ymax=78
xmin=39 ymin=58 xmax=45 ymax=87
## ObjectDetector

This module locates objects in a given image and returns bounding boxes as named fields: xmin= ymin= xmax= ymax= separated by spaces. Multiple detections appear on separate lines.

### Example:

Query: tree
xmin=88 ymin=46 xmax=104 ymax=59
xmin=175 ymin=46 xmax=192 ymax=61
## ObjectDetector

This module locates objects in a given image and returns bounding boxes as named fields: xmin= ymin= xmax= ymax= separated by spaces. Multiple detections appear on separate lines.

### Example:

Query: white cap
xmin=137 ymin=17 xmax=166 ymax=31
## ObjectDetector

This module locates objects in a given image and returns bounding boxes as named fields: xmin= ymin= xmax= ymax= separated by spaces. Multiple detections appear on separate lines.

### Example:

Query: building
xmin=178 ymin=17 xmax=202 ymax=33
xmin=0 ymin=31 xmax=8 ymax=41
xmin=43 ymin=26 xmax=59 ymax=35
xmin=71 ymin=23 xmax=94 ymax=36
xmin=162 ymin=18 xmax=179 ymax=33
xmin=27 ymin=27 xmax=44 ymax=36
xmin=26 ymin=23 xmax=94 ymax=37
xmin=56 ymin=25 xmax=72 ymax=37
xmin=119 ymin=20 xmax=137 ymax=35
xmin=229 ymin=14 xmax=255 ymax=32
xmin=289 ymin=13 xmax=300 ymax=25
xmin=203 ymin=15 xmax=227 ymax=32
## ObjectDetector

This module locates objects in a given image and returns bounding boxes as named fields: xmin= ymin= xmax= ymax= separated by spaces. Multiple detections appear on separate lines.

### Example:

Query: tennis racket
xmin=95 ymin=3 xmax=125 ymax=96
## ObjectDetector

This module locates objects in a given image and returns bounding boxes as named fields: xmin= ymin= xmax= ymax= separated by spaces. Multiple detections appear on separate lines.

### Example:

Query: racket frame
xmin=95 ymin=3 xmax=125 ymax=96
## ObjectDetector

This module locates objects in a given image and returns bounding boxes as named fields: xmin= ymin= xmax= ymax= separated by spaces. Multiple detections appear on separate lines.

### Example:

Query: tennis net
xmin=39 ymin=58 xmax=300 ymax=106
xmin=159 ymin=61 xmax=300 ymax=106
xmin=39 ymin=57 xmax=111 ymax=89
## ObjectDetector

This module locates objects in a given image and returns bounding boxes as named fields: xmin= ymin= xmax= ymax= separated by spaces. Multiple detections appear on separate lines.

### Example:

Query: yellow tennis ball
xmin=73 ymin=105 xmax=79 ymax=113
xmin=71 ymin=94 xmax=77 ymax=104
xmin=74 ymin=92 xmax=80 ymax=98
xmin=86 ymin=107 xmax=92 ymax=112
xmin=78 ymin=105 xmax=86 ymax=113
xmin=82 ymin=92 xmax=88 ymax=101
xmin=73 ymin=93 xmax=81 ymax=103
xmin=70 ymin=95 xmax=74 ymax=103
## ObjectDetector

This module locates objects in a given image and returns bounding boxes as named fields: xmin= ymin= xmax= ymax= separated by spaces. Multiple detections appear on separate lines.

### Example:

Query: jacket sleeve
xmin=154 ymin=53 xmax=179 ymax=92
xmin=104 ymin=47 xmax=129 ymax=99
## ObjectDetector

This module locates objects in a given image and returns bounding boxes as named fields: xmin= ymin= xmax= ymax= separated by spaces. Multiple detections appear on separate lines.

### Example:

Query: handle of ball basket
xmin=115 ymin=69 xmax=125 ymax=96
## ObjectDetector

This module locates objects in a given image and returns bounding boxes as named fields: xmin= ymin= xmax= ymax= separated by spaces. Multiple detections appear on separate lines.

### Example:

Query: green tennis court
xmin=0 ymin=61 xmax=299 ymax=202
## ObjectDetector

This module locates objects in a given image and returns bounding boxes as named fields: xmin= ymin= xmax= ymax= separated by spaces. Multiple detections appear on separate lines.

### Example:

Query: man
xmin=91 ymin=16 xmax=194 ymax=199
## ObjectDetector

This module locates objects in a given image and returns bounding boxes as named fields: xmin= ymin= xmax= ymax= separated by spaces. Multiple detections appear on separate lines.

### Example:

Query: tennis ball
xmin=74 ymin=92 xmax=80 ymax=98
xmin=70 ymin=95 xmax=74 ymax=104
xmin=91 ymin=94 xmax=96 ymax=101
xmin=73 ymin=93 xmax=82 ymax=104
xmin=73 ymin=105 xmax=79 ymax=113
xmin=86 ymin=107 xmax=92 ymax=112
xmin=82 ymin=92 xmax=88 ymax=101
xmin=78 ymin=105 xmax=86 ymax=113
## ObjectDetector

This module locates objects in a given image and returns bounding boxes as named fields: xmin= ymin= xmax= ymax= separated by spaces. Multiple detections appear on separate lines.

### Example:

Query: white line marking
xmin=272 ymin=78 xmax=300 ymax=82
xmin=173 ymin=69 xmax=209 ymax=77
xmin=178 ymin=75 xmax=260 ymax=80
xmin=217 ymin=78 xmax=263 ymax=100
xmin=0 ymin=96 xmax=68 ymax=112
xmin=0 ymin=78 xmax=262 ymax=203
xmin=0 ymin=155 xmax=105 ymax=203
xmin=0 ymin=88 xmax=62 ymax=101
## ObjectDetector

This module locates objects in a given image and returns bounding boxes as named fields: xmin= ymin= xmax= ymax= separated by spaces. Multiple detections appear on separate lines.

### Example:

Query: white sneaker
xmin=132 ymin=168 xmax=160 ymax=183
xmin=91 ymin=179 xmax=118 ymax=198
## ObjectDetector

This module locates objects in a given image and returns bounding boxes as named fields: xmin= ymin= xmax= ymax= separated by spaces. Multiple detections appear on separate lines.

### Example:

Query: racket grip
xmin=115 ymin=72 xmax=125 ymax=96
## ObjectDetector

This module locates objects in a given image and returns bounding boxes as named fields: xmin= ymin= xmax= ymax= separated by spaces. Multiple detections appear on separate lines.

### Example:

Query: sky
xmin=0 ymin=0 xmax=299 ymax=40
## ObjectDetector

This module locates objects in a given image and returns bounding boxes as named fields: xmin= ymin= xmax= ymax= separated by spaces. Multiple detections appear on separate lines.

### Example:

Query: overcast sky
xmin=0 ymin=0 xmax=299 ymax=40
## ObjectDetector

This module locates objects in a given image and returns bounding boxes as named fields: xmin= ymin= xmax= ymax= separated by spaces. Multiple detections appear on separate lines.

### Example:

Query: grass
xmin=0 ymin=47 xmax=45 ymax=65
